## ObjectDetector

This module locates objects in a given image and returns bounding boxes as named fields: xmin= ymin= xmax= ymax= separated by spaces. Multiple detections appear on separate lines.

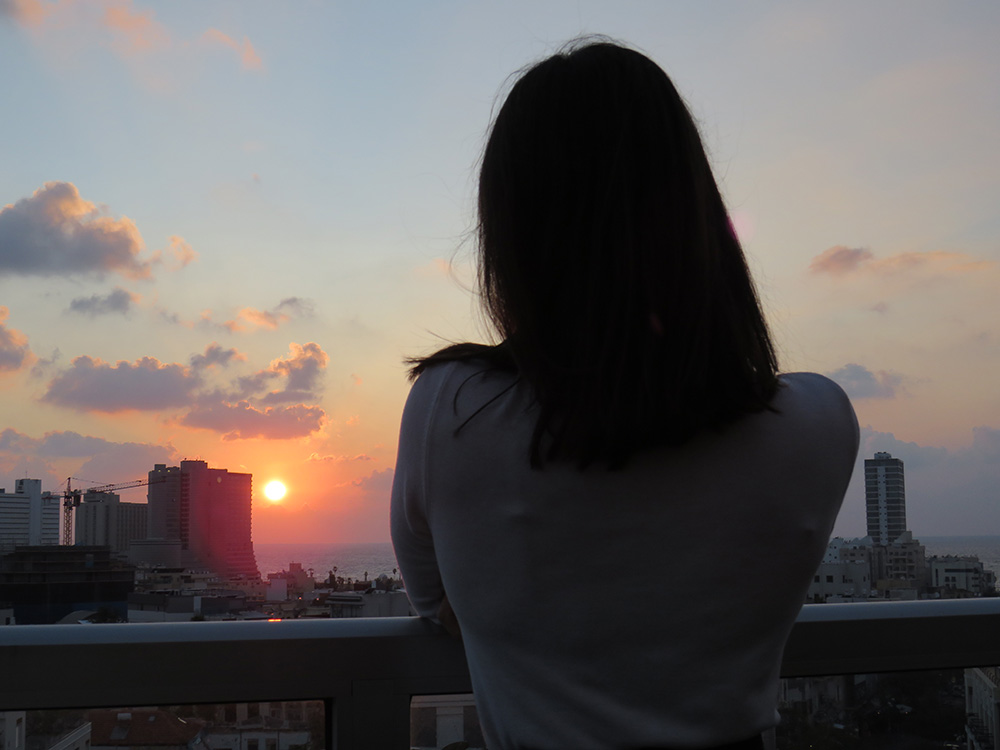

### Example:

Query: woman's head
xmin=479 ymin=41 xmax=723 ymax=355
xmin=421 ymin=40 xmax=779 ymax=467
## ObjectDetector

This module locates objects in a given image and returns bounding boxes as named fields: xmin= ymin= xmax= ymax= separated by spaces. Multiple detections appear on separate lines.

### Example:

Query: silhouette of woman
xmin=392 ymin=39 xmax=858 ymax=750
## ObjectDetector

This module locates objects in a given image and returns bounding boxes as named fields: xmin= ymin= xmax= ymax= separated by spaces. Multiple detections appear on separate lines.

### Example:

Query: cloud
xmin=171 ymin=297 xmax=314 ymax=333
xmin=0 ymin=307 xmax=31 ymax=372
xmin=307 ymin=453 xmax=374 ymax=464
xmin=67 ymin=287 xmax=139 ymax=317
xmin=6 ymin=1 xmax=263 ymax=83
xmin=263 ymin=342 xmax=327 ymax=399
xmin=189 ymin=343 xmax=245 ymax=370
xmin=29 ymin=347 xmax=59 ymax=379
xmin=826 ymin=363 xmax=906 ymax=400
xmin=276 ymin=297 xmax=315 ymax=317
xmin=157 ymin=235 xmax=197 ymax=270
xmin=37 ymin=342 xmax=327 ymax=440
xmin=809 ymin=246 xmax=874 ymax=275
xmin=224 ymin=341 xmax=328 ymax=404
xmin=809 ymin=245 xmax=992 ymax=278
xmin=350 ymin=467 xmax=394 ymax=496
xmin=181 ymin=401 xmax=324 ymax=440
xmin=224 ymin=307 xmax=288 ymax=333
xmin=42 ymin=355 xmax=199 ymax=412
xmin=0 ymin=427 xmax=176 ymax=490
xmin=75 ymin=440 xmax=175 ymax=483
xmin=0 ymin=182 xmax=153 ymax=279
xmin=0 ymin=426 xmax=165 ymax=460
xmin=103 ymin=1 xmax=169 ymax=55
xmin=0 ymin=0 xmax=48 ymax=25
xmin=201 ymin=28 xmax=263 ymax=71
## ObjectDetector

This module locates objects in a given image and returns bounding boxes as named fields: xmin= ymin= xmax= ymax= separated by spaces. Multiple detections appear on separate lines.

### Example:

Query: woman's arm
xmin=390 ymin=366 xmax=449 ymax=622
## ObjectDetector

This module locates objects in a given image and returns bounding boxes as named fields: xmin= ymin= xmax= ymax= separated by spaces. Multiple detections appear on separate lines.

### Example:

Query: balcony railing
xmin=3 ymin=598 xmax=1000 ymax=748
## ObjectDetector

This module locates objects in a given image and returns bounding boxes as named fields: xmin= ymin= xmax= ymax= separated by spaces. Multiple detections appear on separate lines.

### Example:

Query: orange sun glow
xmin=264 ymin=480 xmax=287 ymax=502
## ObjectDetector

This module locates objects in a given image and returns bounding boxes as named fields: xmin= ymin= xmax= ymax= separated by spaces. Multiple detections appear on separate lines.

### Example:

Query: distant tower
xmin=146 ymin=460 xmax=259 ymax=579
xmin=0 ymin=479 xmax=60 ymax=554
xmin=865 ymin=451 xmax=906 ymax=545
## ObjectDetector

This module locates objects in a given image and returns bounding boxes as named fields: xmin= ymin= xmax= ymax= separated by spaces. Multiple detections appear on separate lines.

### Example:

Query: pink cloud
xmin=0 ymin=307 xmax=31 ymax=373
xmin=221 ymin=298 xmax=313 ymax=333
xmin=201 ymin=27 xmax=263 ymax=71
xmin=307 ymin=453 xmax=374 ymax=464
xmin=181 ymin=401 xmax=324 ymax=440
xmin=6 ymin=2 xmax=262 ymax=79
xmin=810 ymin=245 xmax=992 ymax=279
xmin=268 ymin=342 xmax=327 ymax=391
xmin=103 ymin=1 xmax=169 ymax=55
xmin=225 ymin=341 xmax=328 ymax=405
xmin=809 ymin=246 xmax=874 ymax=275
xmin=0 ymin=182 xmax=152 ymax=279
xmin=0 ymin=0 xmax=50 ymax=25
xmin=867 ymin=250 xmax=993 ymax=276
xmin=224 ymin=307 xmax=289 ymax=333
xmin=165 ymin=235 xmax=197 ymax=269
xmin=42 ymin=355 xmax=199 ymax=412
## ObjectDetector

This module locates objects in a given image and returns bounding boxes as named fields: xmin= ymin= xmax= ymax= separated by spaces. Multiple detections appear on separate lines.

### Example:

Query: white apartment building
xmin=807 ymin=559 xmax=871 ymax=602
xmin=74 ymin=491 xmax=148 ymax=554
xmin=930 ymin=556 xmax=995 ymax=596
xmin=0 ymin=479 xmax=60 ymax=553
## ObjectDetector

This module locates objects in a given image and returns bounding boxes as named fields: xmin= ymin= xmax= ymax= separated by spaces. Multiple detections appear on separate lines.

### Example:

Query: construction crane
xmin=61 ymin=475 xmax=162 ymax=546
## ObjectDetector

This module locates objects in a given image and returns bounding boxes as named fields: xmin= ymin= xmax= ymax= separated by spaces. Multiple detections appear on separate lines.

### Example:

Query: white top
xmin=391 ymin=361 xmax=859 ymax=749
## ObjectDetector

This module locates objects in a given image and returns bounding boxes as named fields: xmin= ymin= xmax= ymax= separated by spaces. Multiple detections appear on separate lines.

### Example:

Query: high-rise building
xmin=0 ymin=479 xmax=60 ymax=554
xmin=145 ymin=460 xmax=259 ymax=579
xmin=865 ymin=451 xmax=906 ymax=546
xmin=75 ymin=491 xmax=148 ymax=555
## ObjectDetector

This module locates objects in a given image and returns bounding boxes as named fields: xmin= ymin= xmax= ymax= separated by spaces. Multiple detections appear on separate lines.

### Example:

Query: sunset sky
xmin=1 ymin=1 xmax=997 ymax=543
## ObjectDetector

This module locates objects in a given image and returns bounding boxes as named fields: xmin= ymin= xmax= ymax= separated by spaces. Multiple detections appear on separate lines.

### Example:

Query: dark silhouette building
xmin=0 ymin=545 xmax=134 ymax=624
xmin=145 ymin=460 xmax=259 ymax=579
xmin=865 ymin=451 xmax=906 ymax=546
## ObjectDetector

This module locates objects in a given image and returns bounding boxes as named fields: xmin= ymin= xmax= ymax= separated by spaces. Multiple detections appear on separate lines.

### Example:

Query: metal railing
xmin=3 ymin=598 xmax=1000 ymax=748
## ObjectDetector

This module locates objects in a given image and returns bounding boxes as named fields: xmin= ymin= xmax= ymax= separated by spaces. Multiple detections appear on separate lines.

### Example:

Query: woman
xmin=391 ymin=40 xmax=858 ymax=750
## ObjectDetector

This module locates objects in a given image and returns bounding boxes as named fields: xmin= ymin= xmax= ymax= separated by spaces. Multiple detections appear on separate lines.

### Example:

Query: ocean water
xmin=253 ymin=536 xmax=1000 ymax=582
xmin=254 ymin=542 xmax=398 ymax=582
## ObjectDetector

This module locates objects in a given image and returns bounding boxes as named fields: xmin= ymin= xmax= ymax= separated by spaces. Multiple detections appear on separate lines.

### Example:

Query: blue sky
xmin=1 ymin=1 xmax=998 ymax=541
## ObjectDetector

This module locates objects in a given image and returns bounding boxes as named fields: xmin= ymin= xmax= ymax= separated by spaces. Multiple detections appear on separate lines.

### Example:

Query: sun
xmin=263 ymin=480 xmax=287 ymax=502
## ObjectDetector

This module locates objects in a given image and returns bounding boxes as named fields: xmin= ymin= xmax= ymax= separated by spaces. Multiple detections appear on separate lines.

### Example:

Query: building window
xmin=826 ymin=575 xmax=833 ymax=583
xmin=247 ymin=740 xmax=258 ymax=750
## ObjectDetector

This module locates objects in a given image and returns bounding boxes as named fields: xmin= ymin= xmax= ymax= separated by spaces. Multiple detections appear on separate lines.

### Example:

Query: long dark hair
xmin=411 ymin=40 xmax=779 ymax=468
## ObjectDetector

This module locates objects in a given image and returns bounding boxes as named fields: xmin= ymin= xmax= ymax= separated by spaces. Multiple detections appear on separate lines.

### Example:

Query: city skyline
xmin=1 ymin=2 xmax=998 ymax=542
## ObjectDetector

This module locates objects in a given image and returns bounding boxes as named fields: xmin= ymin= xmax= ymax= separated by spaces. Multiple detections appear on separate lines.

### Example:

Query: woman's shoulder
xmin=770 ymin=371 xmax=860 ymax=463
xmin=776 ymin=372 xmax=854 ymax=416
